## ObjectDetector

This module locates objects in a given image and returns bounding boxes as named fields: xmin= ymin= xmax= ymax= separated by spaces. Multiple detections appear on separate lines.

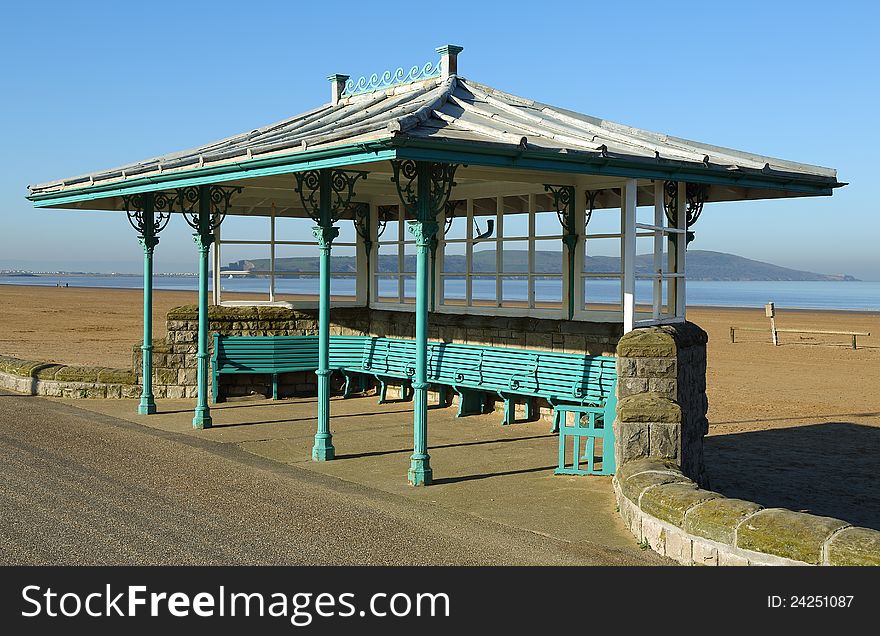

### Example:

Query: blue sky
xmin=1 ymin=0 xmax=877 ymax=279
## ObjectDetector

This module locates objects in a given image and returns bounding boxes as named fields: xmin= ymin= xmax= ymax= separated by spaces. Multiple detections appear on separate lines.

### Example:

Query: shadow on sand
xmin=705 ymin=421 xmax=880 ymax=530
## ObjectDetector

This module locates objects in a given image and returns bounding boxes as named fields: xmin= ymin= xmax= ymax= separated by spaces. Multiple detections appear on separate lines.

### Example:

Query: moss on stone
xmin=33 ymin=364 xmax=65 ymax=380
xmin=616 ymin=457 xmax=682 ymax=483
xmin=618 ymin=393 xmax=682 ymax=423
xmin=617 ymin=328 xmax=676 ymax=358
xmin=54 ymin=366 xmax=102 ymax=382
xmin=640 ymin=483 xmax=721 ymax=527
xmin=14 ymin=359 xmax=49 ymax=376
xmin=737 ymin=509 xmax=848 ymax=564
xmin=826 ymin=527 xmax=880 ymax=566
xmin=684 ymin=497 xmax=763 ymax=545
xmin=621 ymin=470 xmax=691 ymax=504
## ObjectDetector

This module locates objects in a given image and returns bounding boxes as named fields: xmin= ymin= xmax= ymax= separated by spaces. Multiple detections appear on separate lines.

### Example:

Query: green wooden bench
xmin=211 ymin=334 xmax=320 ymax=403
xmin=211 ymin=333 xmax=617 ymax=475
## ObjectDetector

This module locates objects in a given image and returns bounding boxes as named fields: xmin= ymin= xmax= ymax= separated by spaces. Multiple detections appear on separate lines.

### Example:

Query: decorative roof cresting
xmin=337 ymin=44 xmax=463 ymax=98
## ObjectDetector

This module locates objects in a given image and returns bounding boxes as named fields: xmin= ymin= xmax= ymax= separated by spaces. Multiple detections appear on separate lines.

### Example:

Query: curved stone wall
xmin=613 ymin=457 xmax=880 ymax=566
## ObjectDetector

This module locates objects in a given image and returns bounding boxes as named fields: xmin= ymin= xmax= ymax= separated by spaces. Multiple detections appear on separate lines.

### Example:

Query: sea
xmin=2 ymin=275 xmax=878 ymax=312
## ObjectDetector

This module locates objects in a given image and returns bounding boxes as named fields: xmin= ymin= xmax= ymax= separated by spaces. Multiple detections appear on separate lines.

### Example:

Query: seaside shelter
xmin=27 ymin=45 xmax=843 ymax=485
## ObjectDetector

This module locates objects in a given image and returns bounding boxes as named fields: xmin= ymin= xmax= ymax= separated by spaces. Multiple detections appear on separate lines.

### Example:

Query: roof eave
xmin=389 ymin=137 xmax=841 ymax=196
xmin=27 ymin=140 xmax=398 ymax=208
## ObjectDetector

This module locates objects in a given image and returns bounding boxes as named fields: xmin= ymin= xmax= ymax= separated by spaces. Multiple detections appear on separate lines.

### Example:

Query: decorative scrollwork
xmin=390 ymin=160 xmax=458 ymax=222
xmin=663 ymin=181 xmax=708 ymax=244
xmin=544 ymin=184 xmax=576 ymax=236
xmin=177 ymin=185 xmax=242 ymax=234
xmin=122 ymin=192 xmax=174 ymax=248
xmin=342 ymin=61 xmax=441 ymax=97
xmin=444 ymin=199 xmax=462 ymax=235
xmin=294 ymin=169 xmax=367 ymax=226
xmin=376 ymin=205 xmax=397 ymax=239
xmin=584 ymin=190 xmax=602 ymax=230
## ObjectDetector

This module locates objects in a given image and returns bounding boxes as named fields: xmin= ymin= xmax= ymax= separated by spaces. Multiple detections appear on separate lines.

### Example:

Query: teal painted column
xmin=312 ymin=220 xmax=338 ymax=461
xmin=138 ymin=194 xmax=158 ymax=415
xmin=392 ymin=160 xmax=456 ymax=486
xmin=294 ymin=168 xmax=366 ymax=461
xmin=192 ymin=186 xmax=213 ymax=430
xmin=408 ymin=205 xmax=437 ymax=486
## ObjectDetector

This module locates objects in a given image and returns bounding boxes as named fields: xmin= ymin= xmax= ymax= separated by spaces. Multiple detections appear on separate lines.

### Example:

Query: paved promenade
xmin=0 ymin=390 xmax=664 ymax=565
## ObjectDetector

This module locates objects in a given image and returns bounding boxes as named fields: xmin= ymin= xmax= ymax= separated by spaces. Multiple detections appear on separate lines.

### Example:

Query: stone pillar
xmin=614 ymin=322 xmax=708 ymax=484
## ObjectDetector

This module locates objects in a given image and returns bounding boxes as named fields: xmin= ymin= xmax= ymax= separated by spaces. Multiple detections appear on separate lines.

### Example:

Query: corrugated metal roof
xmin=28 ymin=74 xmax=839 ymax=195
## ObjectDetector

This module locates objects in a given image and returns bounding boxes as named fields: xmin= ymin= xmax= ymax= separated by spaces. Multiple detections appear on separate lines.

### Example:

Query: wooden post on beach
xmin=765 ymin=302 xmax=778 ymax=346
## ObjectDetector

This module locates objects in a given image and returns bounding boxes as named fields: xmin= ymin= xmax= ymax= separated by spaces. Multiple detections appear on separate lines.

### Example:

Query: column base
xmin=408 ymin=455 xmax=433 ymax=486
xmin=192 ymin=408 xmax=212 ymax=430
xmin=312 ymin=433 xmax=335 ymax=461
xmin=138 ymin=399 xmax=157 ymax=415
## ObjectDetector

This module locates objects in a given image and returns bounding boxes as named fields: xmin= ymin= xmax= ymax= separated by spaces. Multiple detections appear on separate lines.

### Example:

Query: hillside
xmin=223 ymin=249 xmax=857 ymax=281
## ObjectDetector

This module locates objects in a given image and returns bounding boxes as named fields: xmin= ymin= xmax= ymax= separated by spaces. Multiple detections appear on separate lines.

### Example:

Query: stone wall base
xmin=0 ymin=369 xmax=140 ymax=399
xmin=614 ymin=458 xmax=880 ymax=566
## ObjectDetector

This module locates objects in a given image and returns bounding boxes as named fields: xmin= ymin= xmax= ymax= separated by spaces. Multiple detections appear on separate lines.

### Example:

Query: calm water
xmin=1 ymin=276 xmax=878 ymax=311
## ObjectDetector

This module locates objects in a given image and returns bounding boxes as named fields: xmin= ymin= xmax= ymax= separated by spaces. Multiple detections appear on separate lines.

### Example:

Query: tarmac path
xmin=0 ymin=390 xmax=661 ymax=566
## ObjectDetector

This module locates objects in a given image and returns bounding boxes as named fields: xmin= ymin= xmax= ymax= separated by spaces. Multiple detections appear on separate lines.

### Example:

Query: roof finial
xmin=435 ymin=44 xmax=463 ymax=79
xmin=328 ymin=73 xmax=350 ymax=106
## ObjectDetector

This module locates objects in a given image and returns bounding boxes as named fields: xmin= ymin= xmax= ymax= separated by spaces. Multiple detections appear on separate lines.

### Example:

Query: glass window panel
xmin=471 ymin=275 xmax=497 ymax=305
xmin=274 ymin=215 xmax=315 ymax=239
xmin=502 ymin=211 xmax=529 ymax=238
xmin=501 ymin=240 xmax=529 ymax=273
xmin=585 ymin=209 xmax=621 ymax=236
xmin=377 ymin=245 xmax=399 ymax=272
xmin=533 ymin=240 xmax=562 ymax=274
xmin=330 ymin=275 xmax=357 ymax=301
xmin=534 ymin=211 xmax=561 ymax=238
xmin=501 ymin=276 xmax=528 ymax=308
xmin=401 ymin=275 xmax=416 ymax=303
xmin=636 ymin=205 xmax=656 ymax=226
xmin=534 ymin=276 xmax=563 ymax=309
xmin=583 ymin=276 xmax=622 ymax=312
xmin=441 ymin=276 xmax=466 ymax=305
xmin=636 ymin=235 xmax=656 ymax=276
xmin=330 ymin=245 xmax=357 ymax=275
xmin=375 ymin=275 xmax=399 ymax=303
xmin=444 ymin=212 xmax=468 ymax=241
xmin=378 ymin=218 xmax=399 ymax=241
xmin=220 ymin=214 xmax=270 ymax=242
xmin=403 ymin=243 xmax=416 ymax=273
xmin=472 ymin=245 xmax=496 ymax=273
xmin=274 ymin=274 xmax=319 ymax=300
xmin=584 ymin=237 xmax=621 ymax=272
xmin=442 ymin=246 xmax=466 ymax=273
xmin=219 ymin=243 xmax=271 ymax=273
xmin=273 ymin=244 xmax=318 ymax=274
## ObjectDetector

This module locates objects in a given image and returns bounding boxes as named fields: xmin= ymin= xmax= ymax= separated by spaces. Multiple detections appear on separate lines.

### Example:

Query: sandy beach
xmin=1 ymin=284 xmax=878 ymax=528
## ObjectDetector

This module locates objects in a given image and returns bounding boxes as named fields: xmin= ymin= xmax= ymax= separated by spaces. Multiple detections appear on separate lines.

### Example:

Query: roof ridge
xmin=387 ymin=75 xmax=458 ymax=134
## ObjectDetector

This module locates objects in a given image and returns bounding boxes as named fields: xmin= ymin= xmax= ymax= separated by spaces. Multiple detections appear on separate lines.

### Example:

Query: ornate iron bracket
xmin=177 ymin=185 xmax=242 ymax=236
xmin=663 ymin=181 xmax=708 ymax=245
xmin=294 ymin=169 xmax=368 ymax=227
xmin=376 ymin=205 xmax=396 ymax=239
xmin=444 ymin=199 xmax=463 ymax=235
xmin=544 ymin=184 xmax=577 ymax=238
xmin=122 ymin=192 xmax=174 ymax=249
xmin=352 ymin=202 xmax=374 ymax=267
xmin=584 ymin=189 xmax=602 ymax=230
xmin=390 ymin=160 xmax=458 ymax=224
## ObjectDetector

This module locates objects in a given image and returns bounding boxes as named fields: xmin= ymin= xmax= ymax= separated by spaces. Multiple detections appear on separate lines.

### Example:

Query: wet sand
xmin=1 ymin=284 xmax=878 ymax=528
